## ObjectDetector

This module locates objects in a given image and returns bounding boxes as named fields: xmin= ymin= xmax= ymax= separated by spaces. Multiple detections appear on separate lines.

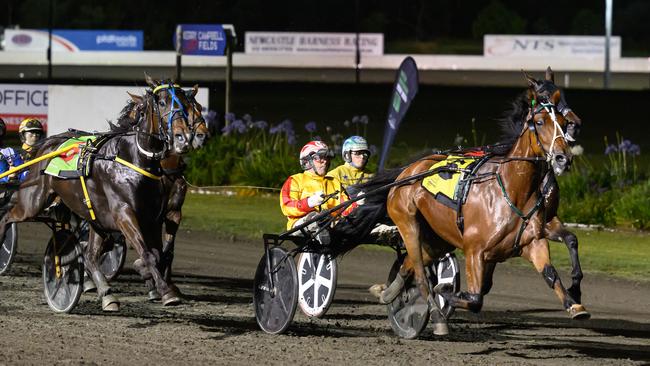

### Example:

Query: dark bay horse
xmin=0 ymin=78 xmax=198 ymax=311
xmin=369 ymin=70 xmax=590 ymax=323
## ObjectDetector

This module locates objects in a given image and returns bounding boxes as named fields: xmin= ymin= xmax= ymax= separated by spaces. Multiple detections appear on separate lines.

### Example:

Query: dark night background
xmin=1 ymin=0 xmax=649 ymax=55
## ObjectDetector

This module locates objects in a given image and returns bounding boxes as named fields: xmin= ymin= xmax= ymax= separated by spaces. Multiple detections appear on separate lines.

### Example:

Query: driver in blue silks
xmin=0 ymin=118 xmax=29 ymax=184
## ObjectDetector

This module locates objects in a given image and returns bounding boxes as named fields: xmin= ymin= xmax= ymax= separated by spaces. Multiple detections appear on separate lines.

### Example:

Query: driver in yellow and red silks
xmin=280 ymin=140 xmax=355 ymax=230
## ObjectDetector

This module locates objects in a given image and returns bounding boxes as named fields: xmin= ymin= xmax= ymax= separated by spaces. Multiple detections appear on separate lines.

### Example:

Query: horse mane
xmin=493 ymin=91 xmax=529 ymax=155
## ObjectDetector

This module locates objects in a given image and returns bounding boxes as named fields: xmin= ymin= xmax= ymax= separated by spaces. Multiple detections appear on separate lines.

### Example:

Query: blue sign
xmin=53 ymin=30 xmax=143 ymax=51
xmin=176 ymin=24 xmax=227 ymax=56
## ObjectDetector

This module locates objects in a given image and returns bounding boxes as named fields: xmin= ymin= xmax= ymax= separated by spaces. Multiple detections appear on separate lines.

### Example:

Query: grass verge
xmin=182 ymin=193 xmax=649 ymax=282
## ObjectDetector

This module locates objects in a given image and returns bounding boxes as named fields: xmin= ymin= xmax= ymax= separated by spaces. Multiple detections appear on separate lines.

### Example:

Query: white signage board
xmin=484 ymin=35 xmax=621 ymax=58
xmin=0 ymin=84 xmax=49 ymax=131
xmin=47 ymin=85 xmax=209 ymax=137
xmin=245 ymin=32 xmax=384 ymax=55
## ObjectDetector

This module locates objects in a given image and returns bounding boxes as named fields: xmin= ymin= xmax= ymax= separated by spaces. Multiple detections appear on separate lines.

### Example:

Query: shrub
xmin=613 ymin=179 xmax=650 ymax=230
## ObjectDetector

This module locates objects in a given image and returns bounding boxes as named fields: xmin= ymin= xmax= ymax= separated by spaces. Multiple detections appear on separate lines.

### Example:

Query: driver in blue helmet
xmin=0 ymin=118 xmax=28 ymax=184
xmin=327 ymin=136 xmax=373 ymax=188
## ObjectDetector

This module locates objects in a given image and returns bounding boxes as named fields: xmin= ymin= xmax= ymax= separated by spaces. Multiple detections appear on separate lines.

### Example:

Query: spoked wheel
xmin=431 ymin=252 xmax=461 ymax=319
xmin=99 ymin=235 xmax=127 ymax=281
xmin=253 ymin=246 xmax=298 ymax=334
xmin=42 ymin=230 xmax=84 ymax=313
xmin=386 ymin=258 xmax=429 ymax=339
xmin=296 ymin=252 xmax=337 ymax=318
xmin=0 ymin=223 xmax=18 ymax=275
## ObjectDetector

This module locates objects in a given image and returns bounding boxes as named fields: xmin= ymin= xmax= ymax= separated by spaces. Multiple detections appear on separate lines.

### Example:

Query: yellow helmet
xmin=19 ymin=118 xmax=44 ymax=134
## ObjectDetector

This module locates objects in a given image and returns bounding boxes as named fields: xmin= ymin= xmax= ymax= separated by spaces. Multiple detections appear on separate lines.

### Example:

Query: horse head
xmin=144 ymin=75 xmax=196 ymax=155
xmin=184 ymin=85 xmax=209 ymax=149
xmin=523 ymin=67 xmax=576 ymax=175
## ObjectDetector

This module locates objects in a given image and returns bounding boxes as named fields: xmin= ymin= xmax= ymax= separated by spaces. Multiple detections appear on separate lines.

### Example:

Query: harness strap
xmin=114 ymin=156 xmax=162 ymax=180
xmin=79 ymin=176 xmax=97 ymax=221
xmin=496 ymin=172 xmax=545 ymax=256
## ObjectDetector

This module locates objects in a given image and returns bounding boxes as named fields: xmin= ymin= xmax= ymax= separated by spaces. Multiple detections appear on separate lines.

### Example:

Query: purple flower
xmin=270 ymin=119 xmax=293 ymax=135
xmin=287 ymin=130 xmax=297 ymax=145
xmin=313 ymin=135 xmax=322 ymax=141
xmin=352 ymin=115 xmax=360 ymax=124
xmin=204 ymin=110 xmax=218 ymax=126
xmin=304 ymin=121 xmax=317 ymax=133
xmin=243 ymin=114 xmax=253 ymax=123
xmin=369 ymin=145 xmax=378 ymax=156
xmin=222 ymin=119 xmax=247 ymax=135
xmin=224 ymin=112 xmax=236 ymax=124
xmin=252 ymin=120 xmax=268 ymax=130
xmin=604 ymin=144 xmax=618 ymax=155
xmin=619 ymin=139 xmax=632 ymax=152
xmin=628 ymin=144 xmax=641 ymax=156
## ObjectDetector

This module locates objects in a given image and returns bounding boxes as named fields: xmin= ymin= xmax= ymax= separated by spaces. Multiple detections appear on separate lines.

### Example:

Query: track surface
xmin=0 ymin=223 xmax=648 ymax=365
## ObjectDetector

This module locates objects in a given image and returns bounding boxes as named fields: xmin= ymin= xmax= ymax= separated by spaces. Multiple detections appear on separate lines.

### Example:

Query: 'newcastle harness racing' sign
xmin=484 ymin=35 xmax=622 ymax=58
xmin=245 ymin=32 xmax=384 ymax=55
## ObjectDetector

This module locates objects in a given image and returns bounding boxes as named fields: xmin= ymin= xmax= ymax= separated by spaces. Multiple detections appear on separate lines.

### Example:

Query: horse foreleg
xmin=116 ymin=208 xmax=178 ymax=305
xmin=440 ymin=251 xmax=484 ymax=313
xmin=480 ymin=262 xmax=497 ymax=296
xmin=84 ymin=229 xmax=119 ymax=311
xmin=522 ymin=238 xmax=590 ymax=320
xmin=546 ymin=217 xmax=583 ymax=304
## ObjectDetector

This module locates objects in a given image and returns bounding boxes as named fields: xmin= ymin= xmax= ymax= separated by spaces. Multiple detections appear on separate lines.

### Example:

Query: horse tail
xmin=329 ymin=167 xmax=406 ymax=257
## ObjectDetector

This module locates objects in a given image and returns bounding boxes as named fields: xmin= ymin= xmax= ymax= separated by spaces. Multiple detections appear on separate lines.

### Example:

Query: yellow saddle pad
xmin=422 ymin=155 xmax=478 ymax=205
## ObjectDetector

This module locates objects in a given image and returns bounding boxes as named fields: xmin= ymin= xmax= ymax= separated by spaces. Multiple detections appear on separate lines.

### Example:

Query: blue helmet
xmin=342 ymin=136 xmax=370 ymax=167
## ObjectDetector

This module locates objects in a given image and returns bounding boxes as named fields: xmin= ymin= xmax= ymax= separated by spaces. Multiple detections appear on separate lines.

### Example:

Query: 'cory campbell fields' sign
xmin=245 ymin=32 xmax=384 ymax=55
xmin=484 ymin=35 xmax=621 ymax=58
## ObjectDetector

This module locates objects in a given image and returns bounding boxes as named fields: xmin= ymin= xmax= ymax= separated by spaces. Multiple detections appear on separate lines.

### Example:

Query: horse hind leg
xmin=523 ymin=238 xmax=590 ymax=320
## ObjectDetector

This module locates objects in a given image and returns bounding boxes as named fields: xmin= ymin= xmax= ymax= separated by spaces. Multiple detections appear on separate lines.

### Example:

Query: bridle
xmin=524 ymin=98 xmax=574 ymax=164
xmin=134 ymin=84 xmax=190 ymax=159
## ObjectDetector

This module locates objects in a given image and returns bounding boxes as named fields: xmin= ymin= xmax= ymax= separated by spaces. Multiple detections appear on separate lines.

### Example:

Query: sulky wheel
xmin=430 ymin=252 xmax=461 ymax=320
xmin=253 ymin=246 xmax=298 ymax=334
xmin=42 ymin=230 xmax=84 ymax=313
xmin=296 ymin=252 xmax=337 ymax=318
xmin=99 ymin=235 xmax=127 ymax=281
xmin=0 ymin=222 xmax=18 ymax=275
xmin=386 ymin=258 xmax=429 ymax=339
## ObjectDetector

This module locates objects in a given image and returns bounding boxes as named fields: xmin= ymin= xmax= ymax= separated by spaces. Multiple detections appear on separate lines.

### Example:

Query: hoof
xmin=83 ymin=279 xmax=97 ymax=293
xmin=102 ymin=295 xmax=120 ymax=312
xmin=432 ymin=321 xmax=449 ymax=336
xmin=568 ymin=304 xmax=591 ymax=320
xmin=368 ymin=284 xmax=386 ymax=300
xmin=147 ymin=290 xmax=161 ymax=302
xmin=162 ymin=292 xmax=182 ymax=306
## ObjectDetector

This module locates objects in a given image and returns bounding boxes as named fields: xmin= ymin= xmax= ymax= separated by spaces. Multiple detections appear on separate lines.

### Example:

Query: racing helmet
xmin=299 ymin=140 xmax=330 ymax=170
xmin=19 ymin=118 xmax=44 ymax=143
xmin=342 ymin=136 xmax=370 ymax=167
xmin=0 ymin=118 xmax=6 ymax=139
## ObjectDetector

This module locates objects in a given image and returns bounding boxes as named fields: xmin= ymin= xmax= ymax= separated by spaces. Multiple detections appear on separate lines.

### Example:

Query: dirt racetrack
xmin=1 ymin=223 xmax=648 ymax=365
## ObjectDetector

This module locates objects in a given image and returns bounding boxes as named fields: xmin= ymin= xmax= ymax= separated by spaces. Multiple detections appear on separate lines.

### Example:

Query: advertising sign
xmin=245 ymin=32 xmax=384 ymax=55
xmin=4 ymin=29 xmax=143 ymax=52
xmin=0 ymin=84 xmax=48 ymax=132
xmin=175 ymin=24 xmax=227 ymax=56
xmin=378 ymin=57 xmax=418 ymax=171
xmin=484 ymin=35 xmax=621 ymax=58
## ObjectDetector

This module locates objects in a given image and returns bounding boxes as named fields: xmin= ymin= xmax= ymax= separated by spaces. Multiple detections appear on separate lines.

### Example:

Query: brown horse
xmin=480 ymin=68 xmax=586 ymax=304
xmin=0 ymin=77 xmax=198 ymax=311
xmin=370 ymin=69 xmax=589 ymax=323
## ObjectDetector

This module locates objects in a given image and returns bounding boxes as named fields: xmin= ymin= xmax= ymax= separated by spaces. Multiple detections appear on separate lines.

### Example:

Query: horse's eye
xmin=159 ymin=100 xmax=166 ymax=107
xmin=536 ymin=119 xmax=544 ymax=126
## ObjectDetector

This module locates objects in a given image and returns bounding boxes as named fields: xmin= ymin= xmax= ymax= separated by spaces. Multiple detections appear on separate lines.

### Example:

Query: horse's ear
xmin=128 ymin=92 xmax=143 ymax=104
xmin=550 ymin=89 xmax=562 ymax=105
xmin=522 ymin=69 xmax=539 ymax=89
xmin=545 ymin=67 xmax=555 ymax=83
xmin=144 ymin=73 xmax=157 ymax=88
xmin=188 ymin=84 xmax=199 ymax=98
